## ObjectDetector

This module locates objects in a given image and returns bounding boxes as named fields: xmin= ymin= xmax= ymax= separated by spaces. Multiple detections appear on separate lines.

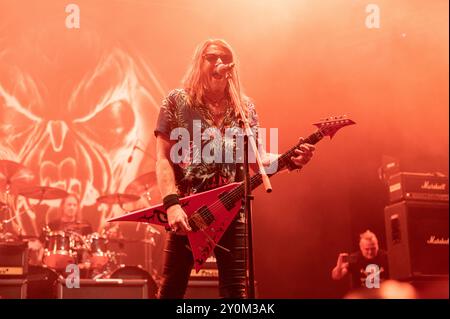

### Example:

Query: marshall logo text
xmin=426 ymin=235 xmax=449 ymax=245
xmin=421 ymin=181 xmax=447 ymax=191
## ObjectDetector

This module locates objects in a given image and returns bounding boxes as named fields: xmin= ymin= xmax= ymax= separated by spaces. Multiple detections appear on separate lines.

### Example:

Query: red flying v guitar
xmin=108 ymin=116 xmax=355 ymax=271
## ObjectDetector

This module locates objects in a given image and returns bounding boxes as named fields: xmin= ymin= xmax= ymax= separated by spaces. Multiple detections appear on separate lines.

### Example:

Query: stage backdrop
xmin=0 ymin=0 xmax=448 ymax=297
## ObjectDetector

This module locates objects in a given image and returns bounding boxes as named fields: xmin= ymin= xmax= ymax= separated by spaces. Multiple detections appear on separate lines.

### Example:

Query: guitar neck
xmin=225 ymin=130 xmax=325 ymax=203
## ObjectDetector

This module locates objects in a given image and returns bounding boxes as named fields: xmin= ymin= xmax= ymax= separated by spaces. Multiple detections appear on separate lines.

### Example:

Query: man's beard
xmin=205 ymin=76 xmax=227 ymax=95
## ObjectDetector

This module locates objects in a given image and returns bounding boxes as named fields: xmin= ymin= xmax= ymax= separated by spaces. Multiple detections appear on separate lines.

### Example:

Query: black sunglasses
xmin=203 ymin=53 xmax=233 ymax=64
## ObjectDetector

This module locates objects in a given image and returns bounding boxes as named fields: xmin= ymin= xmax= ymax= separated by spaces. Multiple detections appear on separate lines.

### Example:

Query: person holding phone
xmin=332 ymin=230 xmax=389 ymax=289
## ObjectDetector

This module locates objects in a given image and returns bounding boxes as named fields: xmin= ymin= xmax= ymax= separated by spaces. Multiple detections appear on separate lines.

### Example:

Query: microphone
xmin=214 ymin=62 xmax=235 ymax=76
xmin=128 ymin=141 xmax=138 ymax=163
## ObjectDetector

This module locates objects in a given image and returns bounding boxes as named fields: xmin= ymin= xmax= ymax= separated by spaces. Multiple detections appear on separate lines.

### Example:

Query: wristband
xmin=163 ymin=194 xmax=180 ymax=211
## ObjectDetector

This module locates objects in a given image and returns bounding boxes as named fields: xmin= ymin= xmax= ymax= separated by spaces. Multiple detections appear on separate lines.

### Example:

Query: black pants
xmin=158 ymin=217 xmax=247 ymax=299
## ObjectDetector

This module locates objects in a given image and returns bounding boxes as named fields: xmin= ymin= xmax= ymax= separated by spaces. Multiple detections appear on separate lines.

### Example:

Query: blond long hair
xmin=182 ymin=39 xmax=248 ymax=118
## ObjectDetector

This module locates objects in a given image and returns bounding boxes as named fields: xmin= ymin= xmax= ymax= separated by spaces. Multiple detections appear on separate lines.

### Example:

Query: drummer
xmin=45 ymin=193 xmax=93 ymax=268
xmin=47 ymin=193 xmax=92 ymax=235
xmin=28 ymin=193 xmax=93 ymax=267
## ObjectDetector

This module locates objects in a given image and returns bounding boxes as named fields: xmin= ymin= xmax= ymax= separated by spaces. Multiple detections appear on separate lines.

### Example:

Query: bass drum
xmin=27 ymin=265 xmax=60 ymax=299
xmin=110 ymin=265 xmax=158 ymax=299
xmin=42 ymin=231 xmax=75 ymax=270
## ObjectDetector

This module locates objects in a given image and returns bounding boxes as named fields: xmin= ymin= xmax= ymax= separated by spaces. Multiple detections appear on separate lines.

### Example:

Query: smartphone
xmin=342 ymin=254 xmax=357 ymax=264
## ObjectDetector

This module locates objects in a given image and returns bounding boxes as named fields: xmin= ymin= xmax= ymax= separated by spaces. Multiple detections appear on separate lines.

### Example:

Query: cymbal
xmin=125 ymin=172 xmax=161 ymax=203
xmin=125 ymin=172 xmax=156 ymax=195
xmin=19 ymin=186 xmax=69 ymax=200
xmin=96 ymin=193 xmax=140 ymax=205
xmin=0 ymin=160 xmax=36 ymax=194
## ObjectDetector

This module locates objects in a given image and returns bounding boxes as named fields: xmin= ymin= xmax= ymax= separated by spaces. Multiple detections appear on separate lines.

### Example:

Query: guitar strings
xmin=185 ymin=123 xmax=345 ymax=261
xmin=191 ymin=152 xmax=292 ymax=223
xmin=188 ymin=130 xmax=325 ymax=225
xmin=192 ymin=134 xmax=320 ymax=222
xmin=190 ymin=140 xmax=306 ymax=223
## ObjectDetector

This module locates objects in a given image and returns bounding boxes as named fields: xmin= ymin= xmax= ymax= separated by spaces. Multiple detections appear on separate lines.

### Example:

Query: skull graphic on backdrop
xmin=0 ymin=23 xmax=163 ymax=235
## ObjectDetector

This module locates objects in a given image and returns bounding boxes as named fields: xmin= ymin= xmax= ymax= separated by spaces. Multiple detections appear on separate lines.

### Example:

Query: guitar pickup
xmin=197 ymin=206 xmax=215 ymax=224
xmin=190 ymin=206 xmax=215 ymax=231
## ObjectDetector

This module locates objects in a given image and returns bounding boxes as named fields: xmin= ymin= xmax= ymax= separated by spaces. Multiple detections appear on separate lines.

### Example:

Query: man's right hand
xmin=337 ymin=253 xmax=350 ymax=276
xmin=167 ymin=204 xmax=192 ymax=234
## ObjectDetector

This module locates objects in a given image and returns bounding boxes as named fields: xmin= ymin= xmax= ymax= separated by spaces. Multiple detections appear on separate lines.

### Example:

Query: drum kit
xmin=1 ymin=159 xmax=161 ymax=285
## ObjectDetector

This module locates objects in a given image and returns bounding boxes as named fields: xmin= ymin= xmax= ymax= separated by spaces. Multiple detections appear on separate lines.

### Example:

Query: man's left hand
xmin=290 ymin=138 xmax=315 ymax=169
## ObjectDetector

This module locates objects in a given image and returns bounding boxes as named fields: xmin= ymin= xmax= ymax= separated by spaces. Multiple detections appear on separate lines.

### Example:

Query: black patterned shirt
xmin=155 ymin=89 xmax=259 ymax=196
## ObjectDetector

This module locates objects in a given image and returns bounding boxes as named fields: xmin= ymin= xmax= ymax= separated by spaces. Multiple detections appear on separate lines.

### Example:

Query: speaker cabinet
xmin=185 ymin=279 xmax=220 ymax=299
xmin=0 ymin=279 xmax=27 ymax=299
xmin=0 ymin=242 xmax=28 ymax=279
xmin=57 ymin=278 xmax=149 ymax=299
xmin=385 ymin=200 xmax=449 ymax=280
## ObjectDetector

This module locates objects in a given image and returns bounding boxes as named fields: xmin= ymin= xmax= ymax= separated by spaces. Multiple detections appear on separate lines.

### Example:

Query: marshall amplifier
xmin=57 ymin=278 xmax=150 ymax=299
xmin=0 ymin=242 xmax=28 ymax=279
xmin=185 ymin=279 xmax=220 ymax=299
xmin=385 ymin=201 xmax=449 ymax=280
xmin=388 ymin=172 xmax=448 ymax=203
xmin=186 ymin=255 xmax=219 ymax=299
xmin=0 ymin=279 xmax=27 ymax=299
xmin=189 ymin=255 xmax=218 ymax=279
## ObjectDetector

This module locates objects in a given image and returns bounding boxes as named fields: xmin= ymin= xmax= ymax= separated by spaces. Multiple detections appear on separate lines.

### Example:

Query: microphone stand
xmin=128 ymin=143 xmax=158 ymax=275
xmin=225 ymin=70 xmax=272 ymax=299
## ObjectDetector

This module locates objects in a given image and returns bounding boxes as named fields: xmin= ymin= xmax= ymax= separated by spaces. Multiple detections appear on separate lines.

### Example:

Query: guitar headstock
xmin=313 ymin=115 xmax=356 ymax=139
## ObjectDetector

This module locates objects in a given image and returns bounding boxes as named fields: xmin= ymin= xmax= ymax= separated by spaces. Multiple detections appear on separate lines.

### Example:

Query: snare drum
xmin=87 ymin=232 xmax=109 ymax=269
xmin=43 ymin=231 xmax=75 ymax=269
